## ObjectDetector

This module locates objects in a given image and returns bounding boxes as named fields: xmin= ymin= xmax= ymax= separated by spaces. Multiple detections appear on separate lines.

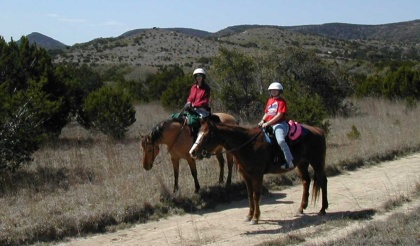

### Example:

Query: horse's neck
xmin=216 ymin=125 xmax=257 ymax=150
xmin=160 ymin=122 xmax=188 ymax=146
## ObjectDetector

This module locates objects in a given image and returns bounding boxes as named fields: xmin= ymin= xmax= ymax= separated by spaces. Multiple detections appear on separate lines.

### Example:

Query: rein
xmin=203 ymin=127 xmax=263 ymax=156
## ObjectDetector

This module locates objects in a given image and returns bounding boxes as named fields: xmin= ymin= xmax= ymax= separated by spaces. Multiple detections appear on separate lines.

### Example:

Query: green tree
xmin=356 ymin=64 xmax=420 ymax=100
xmin=100 ymin=64 xmax=133 ymax=83
xmin=0 ymin=81 xmax=60 ymax=171
xmin=160 ymin=74 xmax=190 ymax=111
xmin=144 ymin=65 xmax=185 ymax=101
xmin=212 ymin=47 xmax=262 ymax=120
xmin=82 ymin=86 xmax=136 ymax=139
xmin=0 ymin=37 xmax=68 ymax=171
xmin=355 ymin=75 xmax=382 ymax=98
xmin=285 ymin=87 xmax=328 ymax=129
xmin=0 ymin=36 xmax=69 ymax=136
xmin=54 ymin=63 xmax=103 ymax=126
xmin=383 ymin=65 xmax=420 ymax=99
xmin=276 ymin=47 xmax=352 ymax=115
xmin=118 ymin=79 xmax=149 ymax=103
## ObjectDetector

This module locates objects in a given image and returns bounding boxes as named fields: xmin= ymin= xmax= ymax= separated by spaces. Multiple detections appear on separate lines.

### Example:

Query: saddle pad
xmin=288 ymin=120 xmax=302 ymax=140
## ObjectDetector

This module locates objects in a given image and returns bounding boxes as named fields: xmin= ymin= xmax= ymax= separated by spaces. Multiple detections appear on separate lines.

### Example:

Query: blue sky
xmin=1 ymin=0 xmax=419 ymax=45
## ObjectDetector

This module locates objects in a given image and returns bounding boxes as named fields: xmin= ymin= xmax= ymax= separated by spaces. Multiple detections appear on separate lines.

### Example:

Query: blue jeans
xmin=272 ymin=122 xmax=293 ymax=163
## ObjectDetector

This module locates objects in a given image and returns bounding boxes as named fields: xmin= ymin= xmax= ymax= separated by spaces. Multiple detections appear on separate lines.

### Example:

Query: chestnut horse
xmin=189 ymin=119 xmax=328 ymax=224
xmin=141 ymin=113 xmax=238 ymax=193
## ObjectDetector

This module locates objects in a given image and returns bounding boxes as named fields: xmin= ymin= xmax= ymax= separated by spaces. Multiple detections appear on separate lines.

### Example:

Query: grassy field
xmin=0 ymin=98 xmax=419 ymax=245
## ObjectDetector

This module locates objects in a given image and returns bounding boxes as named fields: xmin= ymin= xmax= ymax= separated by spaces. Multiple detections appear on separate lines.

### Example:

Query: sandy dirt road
xmin=58 ymin=153 xmax=420 ymax=246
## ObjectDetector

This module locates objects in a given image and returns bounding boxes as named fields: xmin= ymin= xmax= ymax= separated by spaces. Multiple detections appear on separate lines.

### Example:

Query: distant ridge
xmin=26 ymin=32 xmax=67 ymax=50
xmin=283 ymin=19 xmax=420 ymax=42
xmin=213 ymin=19 xmax=420 ymax=43
xmin=25 ymin=19 xmax=420 ymax=50
xmin=119 ymin=27 xmax=212 ymax=38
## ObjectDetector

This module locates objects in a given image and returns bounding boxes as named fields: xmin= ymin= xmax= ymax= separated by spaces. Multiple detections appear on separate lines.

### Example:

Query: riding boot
xmin=280 ymin=160 xmax=294 ymax=169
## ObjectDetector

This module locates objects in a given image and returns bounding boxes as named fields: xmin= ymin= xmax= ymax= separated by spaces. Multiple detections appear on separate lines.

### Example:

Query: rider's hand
xmin=258 ymin=120 xmax=265 ymax=127
xmin=261 ymin=122 xmax=269 ymax=128
xmin=184 ymin=102 xmax=191 ymax=109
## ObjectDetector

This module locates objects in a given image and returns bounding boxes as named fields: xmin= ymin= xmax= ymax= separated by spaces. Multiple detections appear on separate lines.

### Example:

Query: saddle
xmin=263 ymin=120 xmax=308 ymax=145
xmin=171 ymin=111 xmax=221 ymax=139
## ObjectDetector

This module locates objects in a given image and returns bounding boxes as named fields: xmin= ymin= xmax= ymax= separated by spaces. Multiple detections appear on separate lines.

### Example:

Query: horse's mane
xmin=212 ymin=121 xmax=261 ymax=140
xmin=150 ymin=118 xmax=184 ymax=143
xmin=149 ymin=115 xmax=224 ymax=143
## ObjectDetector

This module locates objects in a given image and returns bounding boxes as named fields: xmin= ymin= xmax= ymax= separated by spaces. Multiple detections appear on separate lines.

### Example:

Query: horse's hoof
xmin=296 ymin=208 xmax=304 ymax=215
xmin=294 ymin=210 xmax=304 ymax=217
xmin=318 ymin=210 xmax=326 ymax=216
xmin=250 ymin=219 xmax=258 ymax=225
xmin=244 ymin=216 xmax=252 ymax=222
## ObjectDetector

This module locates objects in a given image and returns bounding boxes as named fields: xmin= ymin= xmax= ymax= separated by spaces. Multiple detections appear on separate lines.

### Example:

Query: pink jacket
xmin=187 ymin=83 xmax=210 ymax=108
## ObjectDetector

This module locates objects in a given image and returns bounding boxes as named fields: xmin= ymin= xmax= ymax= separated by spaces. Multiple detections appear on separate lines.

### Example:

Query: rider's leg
xmin=273 ymin=122 xmax=294 ymax=169
xmin=195 ymin=108 xmax=210 ymax=118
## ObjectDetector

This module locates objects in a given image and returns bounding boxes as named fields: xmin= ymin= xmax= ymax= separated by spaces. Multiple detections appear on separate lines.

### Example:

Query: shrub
xmin=144 ymin=65 xmax=185 ymax=100
xmin=285 ymin=90 xmax=328 ymax=128
xmin=212 ymin=47 xmax=261 ymax=119
xmin=347 ymin=125 xmax=361 ymax=140
xmin=160 ymin=74 xmax=191 ymax=111
xmin=0 ymin=81 xmax=60 ymax=172
xmin=82 ymin=86 xmax=136 ymax=139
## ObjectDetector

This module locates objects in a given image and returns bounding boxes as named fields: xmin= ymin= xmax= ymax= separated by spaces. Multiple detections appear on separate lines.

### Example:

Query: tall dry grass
xmin=0 ymin=98 xmax=419 ymax=245
xmin=327 ymin=98 xmax=420 ymax=166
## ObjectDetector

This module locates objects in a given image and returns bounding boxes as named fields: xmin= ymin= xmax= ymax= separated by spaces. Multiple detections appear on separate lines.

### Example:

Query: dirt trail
xmin=58 ymin=153 xmax=420 ymax=246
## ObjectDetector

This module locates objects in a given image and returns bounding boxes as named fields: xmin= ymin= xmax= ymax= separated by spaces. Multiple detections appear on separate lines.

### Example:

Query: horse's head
xmin=189 ymin=119 xmax=219 ymax=160
xmin=140 ymin=134 xmax=160 ymax=170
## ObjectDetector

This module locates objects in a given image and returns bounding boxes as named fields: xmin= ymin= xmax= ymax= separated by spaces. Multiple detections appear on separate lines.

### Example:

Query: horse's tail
xmin=312 ymin=176 xmax=321 ymax=205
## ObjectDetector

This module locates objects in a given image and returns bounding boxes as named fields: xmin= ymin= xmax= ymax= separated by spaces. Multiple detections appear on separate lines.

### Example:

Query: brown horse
xmin=141 ymin=113 xmax=238 ymax=193
xmin=190 ymin=119 xmax=328 ymax=224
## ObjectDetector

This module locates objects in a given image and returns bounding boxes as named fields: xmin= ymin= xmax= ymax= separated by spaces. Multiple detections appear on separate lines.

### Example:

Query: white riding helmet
xmin=193 ymin=68 xmax=206 ymax=77
xmin=268 ymin=82 xmax=283 ymax=91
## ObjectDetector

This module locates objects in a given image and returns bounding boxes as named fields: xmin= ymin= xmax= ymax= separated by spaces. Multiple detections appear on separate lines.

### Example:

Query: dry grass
xmin=257 ymin=179 xmax=420 ymax=246
xmin=324 ymin=98 xmax=420 ymax=173
xmin=0 ymin=98 xmax=419 ymax=245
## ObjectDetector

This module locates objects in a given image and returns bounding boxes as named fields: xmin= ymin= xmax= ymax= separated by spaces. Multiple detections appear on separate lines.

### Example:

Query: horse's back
xmin=302 ymin=124 xmax=325 ymax=138
xmin=214 ymin=112 xmax=238 ymax=125
xmin=299 ymin=124 xmax=327 ymax=162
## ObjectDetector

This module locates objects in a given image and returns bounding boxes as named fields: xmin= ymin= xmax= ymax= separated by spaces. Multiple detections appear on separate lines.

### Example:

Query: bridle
xmin=144 ymin=117 xmax=188 ymax=166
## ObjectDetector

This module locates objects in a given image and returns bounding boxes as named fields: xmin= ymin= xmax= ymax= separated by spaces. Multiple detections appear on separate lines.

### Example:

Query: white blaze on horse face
xmin=189 ymin=131 xmax=204 ymax=156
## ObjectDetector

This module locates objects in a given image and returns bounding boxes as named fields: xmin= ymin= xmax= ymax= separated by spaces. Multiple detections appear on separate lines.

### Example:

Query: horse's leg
xmin=296 ymin=161 xmax=310 ymax=215
xmin=186 ymin=157 xmax=200 ymax=193
xmin=251 ymin=176 xmax=264 ymax=224
xmin=215 ymin=152 xmax=225 ymax=184
xmin=225 ymin=152 xmax=234 ymax=187
xmin=171 ymin=157 xmax=180 ymax=193
xmin=242 ymin=173 xmax=254 ymax=222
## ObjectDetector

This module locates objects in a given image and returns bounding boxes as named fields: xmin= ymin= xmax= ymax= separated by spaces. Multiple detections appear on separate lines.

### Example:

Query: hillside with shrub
xmin=42 ymin=20 xmax=419 ymax=78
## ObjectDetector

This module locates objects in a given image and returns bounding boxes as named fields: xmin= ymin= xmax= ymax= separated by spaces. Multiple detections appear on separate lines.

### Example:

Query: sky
xmin=1 ymin=0 xmax=419 ymax=46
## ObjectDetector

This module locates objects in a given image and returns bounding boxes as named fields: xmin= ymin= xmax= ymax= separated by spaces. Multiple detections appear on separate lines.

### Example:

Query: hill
xmin=119 ymin=27 xmax=211 ymax=39
xmin=26 ymin=32 xmax=67 ymax=50
xmin=284 ymin=19 xmax=420 ymax=43
xmin=46 ymin=20 xmax=420 ymax=78
xmin=213 ymin=19 xmax=420 ymax=43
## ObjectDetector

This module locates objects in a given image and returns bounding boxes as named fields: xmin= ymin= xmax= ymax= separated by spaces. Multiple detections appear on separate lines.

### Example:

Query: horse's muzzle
xmin=190 ymin=149 xmax=203 ymax=160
